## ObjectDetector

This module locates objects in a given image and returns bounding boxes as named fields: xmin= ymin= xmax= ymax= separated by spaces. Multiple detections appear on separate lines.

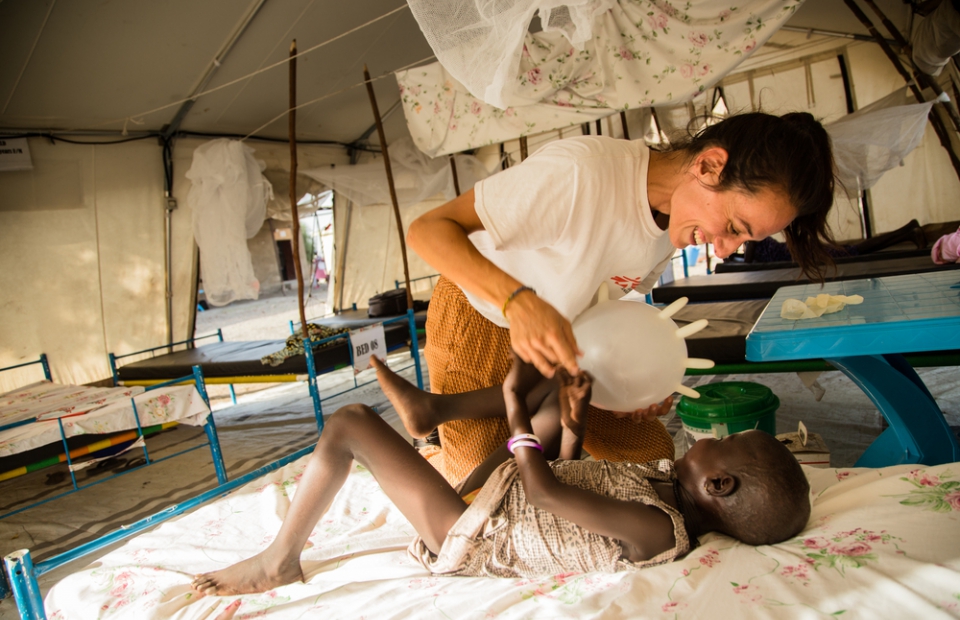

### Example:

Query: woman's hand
xmin=610 ymin=395 xmax=674 ymax=424
xmin=505 ymin=291 xmax=581 ymax=378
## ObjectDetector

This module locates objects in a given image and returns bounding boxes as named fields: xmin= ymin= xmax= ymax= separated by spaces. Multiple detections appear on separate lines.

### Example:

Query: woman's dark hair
xmin=674 ymin=112 xmax=838 ymax=281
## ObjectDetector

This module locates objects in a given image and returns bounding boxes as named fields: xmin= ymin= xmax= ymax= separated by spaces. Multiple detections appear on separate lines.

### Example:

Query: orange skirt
xmin=424 ymin=276 xmax=675 ymax=483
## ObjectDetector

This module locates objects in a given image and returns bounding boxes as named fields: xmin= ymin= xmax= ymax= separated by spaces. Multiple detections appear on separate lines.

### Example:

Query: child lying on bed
xmin=192 ymin=355 xmax=810 ymax=595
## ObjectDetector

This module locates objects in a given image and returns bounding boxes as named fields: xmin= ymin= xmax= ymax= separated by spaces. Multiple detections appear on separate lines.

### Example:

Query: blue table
xmin=746 ymin=271 xmax=960 ymax=467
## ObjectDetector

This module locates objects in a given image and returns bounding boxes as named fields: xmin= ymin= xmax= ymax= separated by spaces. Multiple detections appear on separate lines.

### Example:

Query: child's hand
xmin=503 ymin=350 xmax=544 ymax=399
xmin=558 ymin=368 xmax=592 ymax=438
xmin=611 ymin=395 xmax=674 ymax=423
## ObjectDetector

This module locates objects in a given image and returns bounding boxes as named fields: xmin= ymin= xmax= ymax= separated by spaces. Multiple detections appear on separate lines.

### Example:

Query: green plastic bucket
xmin=676 ymin=382 xmax=779 ymax=443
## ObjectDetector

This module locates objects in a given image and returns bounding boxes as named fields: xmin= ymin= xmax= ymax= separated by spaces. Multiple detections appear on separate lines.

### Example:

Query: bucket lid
xmin=676 ymin=382 xmax=780 ymax=423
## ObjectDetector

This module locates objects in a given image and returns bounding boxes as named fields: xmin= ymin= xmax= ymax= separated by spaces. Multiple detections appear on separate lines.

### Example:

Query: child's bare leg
xmin=372 ymin=356 xmax=554 ymax=439
xmin=192 ymin=404 xmax=467 ymax=596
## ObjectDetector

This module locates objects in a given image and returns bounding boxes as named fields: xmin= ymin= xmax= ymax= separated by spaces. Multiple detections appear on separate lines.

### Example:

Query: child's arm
xmin=503 ymin=359 xmax=677 ymax=562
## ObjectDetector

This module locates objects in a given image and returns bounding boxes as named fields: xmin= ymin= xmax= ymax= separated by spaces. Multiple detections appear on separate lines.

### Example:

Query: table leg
xmin=826 ymin=355 xmax=960 ymax=467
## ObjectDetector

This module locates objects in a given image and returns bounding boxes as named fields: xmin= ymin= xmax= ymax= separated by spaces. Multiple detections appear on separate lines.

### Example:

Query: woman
xmin=408 ymin=112 xmax=836 ymax=482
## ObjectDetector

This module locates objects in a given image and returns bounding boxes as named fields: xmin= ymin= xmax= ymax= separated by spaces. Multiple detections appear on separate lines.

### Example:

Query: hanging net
xmin=186 ymin=139 xmax=273 ymax=307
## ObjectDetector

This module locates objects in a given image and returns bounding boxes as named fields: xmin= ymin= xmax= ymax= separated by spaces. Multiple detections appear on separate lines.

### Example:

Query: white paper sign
xmin=350 ymin=323 xmax=386 ymax=374
xmin=0 ymin=138 xmax=33 ymax=171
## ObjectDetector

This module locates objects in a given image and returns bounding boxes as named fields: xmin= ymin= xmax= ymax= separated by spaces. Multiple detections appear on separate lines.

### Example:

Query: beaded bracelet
xmin=501 ymin=285 xmax=536 ymax=319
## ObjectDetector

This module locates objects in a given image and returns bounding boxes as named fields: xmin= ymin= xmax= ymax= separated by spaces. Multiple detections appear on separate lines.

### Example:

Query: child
xmin=192 ymin=355 xmax=810 ymax=595
xmin=931 ymin=224 xmax=960 ymax=264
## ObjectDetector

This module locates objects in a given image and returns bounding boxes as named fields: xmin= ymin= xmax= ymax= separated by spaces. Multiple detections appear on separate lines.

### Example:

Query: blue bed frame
xmin=0 ymin=357 xmax=229 ymax=610
xmin=111 ymin=309 xmax=425 ymax=436
xmin=3 ymin=442 xmax=314 ymax=619
xmin=1 ymin=312 xmax=424 ymax=615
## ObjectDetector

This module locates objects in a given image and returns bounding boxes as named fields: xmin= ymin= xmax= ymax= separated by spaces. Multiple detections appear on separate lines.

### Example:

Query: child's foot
xmin=558 ymin=369 xmax=591 ymax=437
xmin=191 ymin=550 xmax=303 ymax=596
xmin=503 ymin=351 xmax=545 ymax=398
xmin=371 ymin=356 xmax=439 ymax=439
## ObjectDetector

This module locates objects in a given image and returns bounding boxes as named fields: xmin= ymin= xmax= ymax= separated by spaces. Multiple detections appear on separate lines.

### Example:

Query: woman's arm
xmin=407 ymin=190 xmax=580 ymax=376
xmin=503 ymin=359 xmax=676 ymax=560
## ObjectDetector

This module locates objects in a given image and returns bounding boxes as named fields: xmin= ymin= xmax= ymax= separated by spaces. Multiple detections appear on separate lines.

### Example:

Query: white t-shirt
xmin=467 ymin=136 xmax=675 ymax=328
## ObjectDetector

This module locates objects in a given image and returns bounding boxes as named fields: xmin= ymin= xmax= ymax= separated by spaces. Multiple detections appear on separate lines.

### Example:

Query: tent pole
xmin=449 ymin=155 xmax=461 ymax=195
xmin=289 ymin=40 xmax=308 ymax=338
xmin=363 ymin=64 xmax=414 ymax=311
xmin=837 ymin=50 xmax=874 ymax=238
xmin=842 ymin=0 xmax=960 ymax=181
xmin=620 ymin=111 xmax=630 ymax=140
xmin=519 ymin=136 xmax=529 ymax=161
xmin=335 ymin=198 xmax=353 ymax=313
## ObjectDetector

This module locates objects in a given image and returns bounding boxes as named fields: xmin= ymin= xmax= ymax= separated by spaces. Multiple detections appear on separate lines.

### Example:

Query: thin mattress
xmin=652 ymin=255 xmax=960 ymax=304
xmin=44 ymin=454 xmax=960 ymax=618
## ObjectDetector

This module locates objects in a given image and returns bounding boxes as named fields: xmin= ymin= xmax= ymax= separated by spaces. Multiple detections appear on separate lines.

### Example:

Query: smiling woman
xmin=649 ymin=112 xmax=837 ymax=278
xmin=406 ymin=111 xmax=837 ymax=482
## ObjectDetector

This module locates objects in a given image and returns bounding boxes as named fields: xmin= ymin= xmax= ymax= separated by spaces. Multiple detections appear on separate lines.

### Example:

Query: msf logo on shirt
xmin=610 ymin=275 xmax=642 ymax=293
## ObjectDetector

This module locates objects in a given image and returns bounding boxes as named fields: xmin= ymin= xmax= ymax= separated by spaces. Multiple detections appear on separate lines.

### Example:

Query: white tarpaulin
xmin=302 ymin=137 xmax=490 ymax=208
xmin=826 ymin=87 xmax=940 ymax=196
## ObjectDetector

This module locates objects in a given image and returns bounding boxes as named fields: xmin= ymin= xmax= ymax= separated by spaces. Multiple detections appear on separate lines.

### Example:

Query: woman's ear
xmin=694 ymin=146 xmax=729 ymax=187
xmin=703 ymin=473 xmax=736 ymax=497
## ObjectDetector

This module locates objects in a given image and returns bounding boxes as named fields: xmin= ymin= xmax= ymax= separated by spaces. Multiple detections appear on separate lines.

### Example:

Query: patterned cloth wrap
xmin=410 ymin=459 xmax=691 ymax=578
xmin=260 ymin=323 xmax=348 ymax=367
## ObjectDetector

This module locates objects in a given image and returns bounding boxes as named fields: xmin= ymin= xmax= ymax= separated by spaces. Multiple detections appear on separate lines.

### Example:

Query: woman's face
xmin=667 ymin=173 xmax=796 ymax=259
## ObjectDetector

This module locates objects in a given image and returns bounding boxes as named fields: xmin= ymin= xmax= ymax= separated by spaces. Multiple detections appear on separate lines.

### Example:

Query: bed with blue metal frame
xmin=109 ymin=309 xmax=425 ymax=434
xmin=0 ymin=356 xmax=229 ymax=605
xmin=7 ymin=442 xmax=960 ymax=618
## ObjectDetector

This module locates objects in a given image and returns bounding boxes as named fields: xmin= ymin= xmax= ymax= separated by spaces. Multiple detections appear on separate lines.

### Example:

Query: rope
xmin=239 ymin=55 xmax=435 ymax=142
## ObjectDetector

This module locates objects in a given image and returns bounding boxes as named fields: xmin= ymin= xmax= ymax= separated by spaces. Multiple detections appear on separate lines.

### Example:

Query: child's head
xmin=676 ymin=430 xmax=810 ymax=545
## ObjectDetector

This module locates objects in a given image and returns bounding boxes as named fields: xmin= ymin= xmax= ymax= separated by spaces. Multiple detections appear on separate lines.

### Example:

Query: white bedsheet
xmin=43 ymin=454 xmax=960 ymax=619
xmin=0 ymin=381 xmax=210 ymax=458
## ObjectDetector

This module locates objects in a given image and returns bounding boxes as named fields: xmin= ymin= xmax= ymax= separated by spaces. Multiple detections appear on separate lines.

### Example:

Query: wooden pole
xmin=519 ymin=136 xmax=529 ymax=161
xmin=363 ymin=64 xmax=413 ymax=310
xmin=288 ymin=40 xmax=308 ymax=339
xmin=619 ymin=111 xmax=630 ymax=140
xmin=449 ymin=154 xmax=461 ymax=195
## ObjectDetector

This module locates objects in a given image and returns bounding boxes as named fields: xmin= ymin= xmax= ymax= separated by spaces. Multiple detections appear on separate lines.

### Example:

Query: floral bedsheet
xmin=0 ymin=381 xmax=210 ymax=457
xmin=398 ymin=1 xmax=803 ymax=156
xmin=44 ymin=458 xmax=960 ymax=619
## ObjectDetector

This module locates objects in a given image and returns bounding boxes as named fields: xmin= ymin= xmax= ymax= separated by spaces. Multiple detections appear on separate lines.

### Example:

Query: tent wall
xmin=0 ymin=138 xmax=176 ymax=390
xmin=332 ymin=195 xmax=442 ymax=312
xmin=842 ymin=44 xmax=960 ymax=234
xmin=0 ymin=137 xmax=354 ymax=391
xmin=721 ymin=36 xmax=960 ymax=238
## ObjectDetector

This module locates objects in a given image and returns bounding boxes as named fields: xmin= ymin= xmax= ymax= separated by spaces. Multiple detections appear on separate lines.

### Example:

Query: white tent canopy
xmin=1 ymin=0 xmax=959 ymax=389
